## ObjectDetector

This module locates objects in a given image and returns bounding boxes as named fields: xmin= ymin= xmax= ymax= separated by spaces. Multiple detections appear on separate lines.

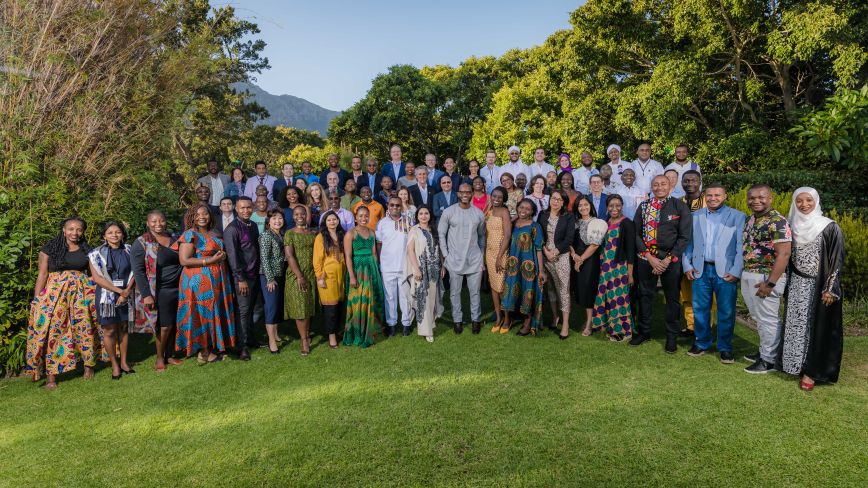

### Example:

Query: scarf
xmin=88 ymin=244 xmax=133 ymax=319
xmin=134 ymin=234 xmax=160 ymax=332
xmin=788 ymin=187 xmax=833 ymax=246
xmin=641 ymin=197 xmax=666 ymax=256
xmin=558 ymin=153 xmax=572 ymax=173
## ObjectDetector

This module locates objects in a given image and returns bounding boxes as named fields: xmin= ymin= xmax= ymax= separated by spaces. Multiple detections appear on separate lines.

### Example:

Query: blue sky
xmin=228 ymin=0 xmax=580 ymax=111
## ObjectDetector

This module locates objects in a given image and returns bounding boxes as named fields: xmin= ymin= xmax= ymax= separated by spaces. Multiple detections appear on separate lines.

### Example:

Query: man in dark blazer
xmin=380 ymin=144 xmax=405 ymax=184
xmin=271 ymin=163 xmax=295 ymax=208
xmin=432 ymin=174 xmax=457 ymax=219
xmin=408 ymin=166 xmax=435 ymax=209
xmin=587 ymin=174 xmax=609 ymax=221
xmin=358 ymin=158 xmax=383 ymax=194
xmin=319 ymin=153 xmax=351 ymax=189
xmin=223 ymin=196 xmax=261 ymax=361
xmin=631 ymin=175 xmax=693 ymax=353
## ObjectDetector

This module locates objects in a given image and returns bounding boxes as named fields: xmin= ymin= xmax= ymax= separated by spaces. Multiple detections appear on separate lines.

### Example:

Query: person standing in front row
xmin=313 ymin=211 xmax=347 ymax=349
xmin=589 ymin=195 xmax=635 ymax=341
xmin=741 ymin=184 xmax=792 ymax=374
xmin=405 ymin=206 xmax=444 ymax=343
xmin=682 ymin=184 xmax=746 ymax=364
xmin=438 ymin=183 xmax=486 ymax=335
xmin=343 ymin=205 xmax=385 ymax=348
xmin=283 ymin=206 xmax=317 ymax=356
xmin=539 ymin=189 xmax=575 ymax=339
xmin=377 ymin=197 xmax=413 ymax=337
xmin=223 ymin=196 xmax=260 ymax=361
xmin=501 ymin=199 xmax=546 ymax=336
xmin=631 ymin=175 xmax=692 ymax=353
xmin=486 ymin=187 xmax=513 ymax=333
xmin=259 ymin=209 xmax=286 ymax=354
xmin=678 ymin=169 xmax=709 ymax=337
xmin=777 ymin=188 xmax=844 ymax=391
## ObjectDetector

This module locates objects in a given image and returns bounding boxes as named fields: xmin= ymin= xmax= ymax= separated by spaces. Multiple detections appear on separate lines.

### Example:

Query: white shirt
xmin=499 ymin=160 xmax=529 ymax=182
xmin=376 ymin=217 xmax=409 ymax=273
xmin=222 ymin=213 xmax=234 ymax=230
xmin=631 ymin=158 xmax=665 ymax=194
xmin=615 ymin=185 xmax=647 ymax=221
xmin=573 ymin=166 xmax=599 ymax=195
xmin=480 ymin=164 xmax=500 ymax=194
xmin=417 ymin=184 xmax=429 ymax=204
xmin=209 ymin=175 xmax=224 ymax=206
xmin=527 ymin=161 xmax=555 ymax=181
xmin=605 ymin=160 xmax=635 ymax=191
xmin=664 ymin=161 xmax=701 ymax=198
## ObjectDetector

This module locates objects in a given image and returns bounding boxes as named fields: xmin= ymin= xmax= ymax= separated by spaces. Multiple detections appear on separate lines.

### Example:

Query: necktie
xmin=259 ymin=176 xmax=264 ymax=186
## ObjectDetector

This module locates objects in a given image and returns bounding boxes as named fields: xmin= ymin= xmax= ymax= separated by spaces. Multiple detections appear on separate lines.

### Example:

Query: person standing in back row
xmin=198 ymin=159 xmax=231 ymax=207
xmin=665 ymin=144 xmax=701 ymax=199
xmin=243 ymin=160 xmax=277 ymax=201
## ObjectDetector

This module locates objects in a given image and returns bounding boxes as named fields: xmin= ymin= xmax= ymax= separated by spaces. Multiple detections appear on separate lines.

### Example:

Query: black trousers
xmin=322 ymin=302 xmax=345 ymax=335
xmin=636 ymin=258 xmax=683 ymax=339
xmin=235 ymin=278 xmax=260 ymax=348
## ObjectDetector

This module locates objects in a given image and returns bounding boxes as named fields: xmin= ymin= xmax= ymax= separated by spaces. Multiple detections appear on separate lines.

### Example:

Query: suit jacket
xmin=634 ymin=197 xmax=693 ymax=261
xmin=432 ymin=191 xmax=458 ymax=219
xmin=537 ymin=211 xmax=576 ymax=254
xmin=272 ymin=176 xmax=294 ymax=207
xmin=408 ymin=184 xmax=435 ymax=209
xmin=223 ymin=219 xmax=260 ymax=284
xmin=683 ymin=205 xmax=746 ymax=278
xmin=425 ymin=168 xmax=445 ymax=194
xmin=380 ymin=161 xmax=405 ymax=184
xmin=590 ymin=192 xmax=609 ymax=221
xmin=356 ymin=172 xmax=382 ymax=194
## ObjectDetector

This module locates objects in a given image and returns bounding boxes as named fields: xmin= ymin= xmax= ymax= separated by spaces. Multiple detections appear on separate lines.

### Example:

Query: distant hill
xmin=233 ymin=82 xmax=340 ymax=136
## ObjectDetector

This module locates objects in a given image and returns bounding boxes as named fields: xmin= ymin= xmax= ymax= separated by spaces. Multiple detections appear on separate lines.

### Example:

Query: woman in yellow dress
xmin=485 ymin=187 xmax=513 ymax=333
xmin=313 ymin=210 xmax=347 ymax=348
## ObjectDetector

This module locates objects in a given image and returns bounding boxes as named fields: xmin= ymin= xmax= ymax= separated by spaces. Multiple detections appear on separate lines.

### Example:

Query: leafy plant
xmin=791 ymin=85 xmax=868 ymax=170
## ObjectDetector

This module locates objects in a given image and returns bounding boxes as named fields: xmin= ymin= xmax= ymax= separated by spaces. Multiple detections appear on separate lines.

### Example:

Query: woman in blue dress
xmin=501 ymin=199 xmax=547 ymax=335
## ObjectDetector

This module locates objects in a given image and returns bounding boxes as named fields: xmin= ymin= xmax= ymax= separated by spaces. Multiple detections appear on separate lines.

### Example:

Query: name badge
xmin=112 ymin=279 xmax=125 ymax=287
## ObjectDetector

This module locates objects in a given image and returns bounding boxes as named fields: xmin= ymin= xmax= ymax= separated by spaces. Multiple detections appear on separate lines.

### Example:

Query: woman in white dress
xmin=404 ymin=207 xmax=443 ymax=342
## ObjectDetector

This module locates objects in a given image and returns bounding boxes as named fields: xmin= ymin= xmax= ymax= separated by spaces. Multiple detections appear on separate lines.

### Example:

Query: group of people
xmin=26 ymin=143 xmax=845 ymax=392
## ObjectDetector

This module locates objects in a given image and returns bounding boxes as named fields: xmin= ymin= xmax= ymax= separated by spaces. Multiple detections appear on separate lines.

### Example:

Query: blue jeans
xmin=692 ymin=263 xmax=737 ymax=352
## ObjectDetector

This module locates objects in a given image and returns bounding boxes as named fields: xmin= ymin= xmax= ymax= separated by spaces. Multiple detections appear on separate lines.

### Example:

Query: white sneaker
xmin=425 ymin=336 xmax=434 ymax=343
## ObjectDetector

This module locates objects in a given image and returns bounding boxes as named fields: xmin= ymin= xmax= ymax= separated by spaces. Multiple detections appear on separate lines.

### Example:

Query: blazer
xmin=357 ymin=172 xmax=383 ymax=194
xmin=683 ymin=205 xmax=746 ymax=278
xmin=425 ymin=168 xmax=445 ymax=194
xmin=432 ymin=191 xmax=458 ymax=219
xmin=537 ymin=210 xmax=576 ymax=254
xmin=272 ymin=176 xmax=294 ymax=207
xmin=589 ymin=192 xmax=609 ymax=221
xmin=408 ymin=184 xmax=435 ymax=209
xmin=634 ymin=197 xmax=692 ymax=260
xmin=197 ymin=173 xmax=231 ymax=200
xmin=380 ymin=161 xmax=405 ymax=184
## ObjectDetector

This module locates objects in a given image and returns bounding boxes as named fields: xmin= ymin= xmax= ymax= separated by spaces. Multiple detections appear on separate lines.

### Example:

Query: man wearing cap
xmin=500 ymin=146 xmax=529 ymax=186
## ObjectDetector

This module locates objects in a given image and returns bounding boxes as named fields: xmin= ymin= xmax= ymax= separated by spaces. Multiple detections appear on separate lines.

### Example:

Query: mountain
xmin=234 ymin=82 xmax=340 ymax=136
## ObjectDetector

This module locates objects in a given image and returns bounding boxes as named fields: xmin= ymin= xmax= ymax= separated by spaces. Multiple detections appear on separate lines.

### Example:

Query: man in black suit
xmin=223 ymin=196 xmax=261 ymax=361
xmin=218 ymin=196 xmax=235 ymax=233
xmin=359 ymin=158 xmax=382 ymax=194
xmin=408 ymin=165 xmax=435 ymax=209
xmin=631 ymin=175 xmax=693 ymax=353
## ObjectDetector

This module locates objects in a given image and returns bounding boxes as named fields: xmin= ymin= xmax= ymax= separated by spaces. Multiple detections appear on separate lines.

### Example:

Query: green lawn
xmin=1 ymin=291 xmax=866 ymax=487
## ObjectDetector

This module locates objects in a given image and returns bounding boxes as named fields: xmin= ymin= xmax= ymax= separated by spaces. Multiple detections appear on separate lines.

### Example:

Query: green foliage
xmin=228 ymin=125 xmax=324 ymax=169
xmin=727 ymin=186 xmax=794 ymax=218
xmin=791 ymin=85 xmax=868 ymax=170
xmin=829 ymin=210 xmax=868 ymax=298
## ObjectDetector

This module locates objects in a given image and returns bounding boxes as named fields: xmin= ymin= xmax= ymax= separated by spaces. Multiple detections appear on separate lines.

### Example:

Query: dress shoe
xmin=744 ymin=359 xmax=774 ymax=374
xmin=453 ymin=322 xmax=464 ymax=334
xmin=629 ymin=335 xmax=650 ymax=347
xmin=719 ymin=351 xmax=734 ymax=364
xmin=471 ymin=322 xmax=482 ymax=334
xmin=686 ymin=345 xmax=705 ymax=357
xmin=559 ymin=334 xmax=569 ymax=340
xmin=665 ymin=338 xmax=677 ymax=354
xmin=402 ymin=326 xmax=411 ymax=337
xmin=743 ymin=351 xmax=760 ymax=362
xmin=238 ymin=348 xmax=251 ymax=361
xmin=387 ymin=326 xmax=396 ymax=337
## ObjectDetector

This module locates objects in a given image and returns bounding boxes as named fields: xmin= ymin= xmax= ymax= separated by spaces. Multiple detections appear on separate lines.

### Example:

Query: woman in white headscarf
xmin=776 ymin=187 xmax=844 ymax=391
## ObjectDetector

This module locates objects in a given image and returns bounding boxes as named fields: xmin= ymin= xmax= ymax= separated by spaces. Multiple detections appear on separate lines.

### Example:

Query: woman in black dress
xmin=570 ymin=195 xmax=608 ymax=336
xmin=131 ymin=210 xmax=183 ymax=372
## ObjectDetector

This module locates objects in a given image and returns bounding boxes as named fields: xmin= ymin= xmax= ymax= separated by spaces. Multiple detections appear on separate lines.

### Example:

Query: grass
xmin=1 ymin=290 xmax=866 ymax=487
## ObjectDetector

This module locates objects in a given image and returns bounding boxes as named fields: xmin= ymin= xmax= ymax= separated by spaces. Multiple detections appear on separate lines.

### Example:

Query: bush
xmin=727 ymin=186 xmax=793 ymax=217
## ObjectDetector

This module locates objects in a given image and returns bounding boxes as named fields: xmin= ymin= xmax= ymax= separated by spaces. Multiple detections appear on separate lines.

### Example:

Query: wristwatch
xmin=766 ymin=281 xmax=776 ymax=288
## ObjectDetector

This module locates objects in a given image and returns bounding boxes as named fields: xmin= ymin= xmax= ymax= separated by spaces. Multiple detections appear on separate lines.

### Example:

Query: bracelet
xmin=202 ymin=258 xmax=206 ymax=267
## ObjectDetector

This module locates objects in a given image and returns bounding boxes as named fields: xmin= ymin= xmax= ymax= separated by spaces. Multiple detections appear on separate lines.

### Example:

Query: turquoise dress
xmin=501 ymin=222 xmax=545 ymax=330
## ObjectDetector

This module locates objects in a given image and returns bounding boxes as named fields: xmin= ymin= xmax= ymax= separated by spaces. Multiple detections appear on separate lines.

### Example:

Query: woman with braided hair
xmin=27 ymin=216 xmax=100 ymax=389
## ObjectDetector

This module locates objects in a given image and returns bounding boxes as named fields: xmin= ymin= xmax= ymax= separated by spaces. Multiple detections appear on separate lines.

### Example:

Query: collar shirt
xmin=209 ymin=175 xmax=225 ymax=206
xmin=664 ymin=161 xmax=701 ymax=199
xmin=500 ymin=160 xmax=530 ymax=183
xmin=605 ymin=161 xmax=635 ymax=191
xmin=527 ymin=161 xmax=555 ymax=181
xmin=481 ymin=164 xmax=501 ymax=194
xmin=573 ymin=166 xmax=599 ymax=195
xmin=618 ymin=185 xmax=647 ymax=220
xmin=632 ymin=158 xmax=664 ymax=194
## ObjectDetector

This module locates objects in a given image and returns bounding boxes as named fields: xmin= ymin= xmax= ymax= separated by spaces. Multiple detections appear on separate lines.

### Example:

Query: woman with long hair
xmin=539 ymin=189 xmax=576 ymax=339
xmin=284 ymin=206 xmax=318 ymax=356
xmin=590 ymin=195 xmax=635 ymax=341
xmin=404 ymin=206 xmax=444 ymax=343
xmin=173 ymin=203 xmax=236 ymax=363
xmin=397 ymin=186 xmax=417 ymax=227
xmin=501 ymin=199 xmax=546 ymax=335
xmin=486 ymin=187 xmax=513 ymax=333
xmin=259 ymin=209 xmax=286 ymax=353
xmin=224 ymin=167 xmax=246 ymax=203
xmin=471 ymin=176 xmax=488 ymax=212
xmin=570 ymin=195 xmax=607 ymax=336
xmin=131 ymin=210 xmax=183 ymax=372
xmin=27 ymin=217 xmax=98 ymax=389
xmin=313 ymin=210 xmax=347 ymax=348
xmin=342 ymin=205 xmax=385 ymax=347
xmin=305 ymin=182 xmax=326 ymax=226
xmin=88 ymin=221 xmax=137 ymax=379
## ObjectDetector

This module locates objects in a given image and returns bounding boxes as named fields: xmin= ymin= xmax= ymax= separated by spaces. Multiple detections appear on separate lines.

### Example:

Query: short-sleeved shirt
xmin=743 ymin=210 xmax=792 ymax=274
xmin=376 ymin=216 xmax=410 ymax=273
xmin=42 ymin=244 xmax=89 ymax=273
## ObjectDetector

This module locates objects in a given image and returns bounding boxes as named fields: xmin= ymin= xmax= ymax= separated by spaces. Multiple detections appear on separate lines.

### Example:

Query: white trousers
xmin=382 ymin=271 xmax=412 ymax=327
xmin=740 ymin=271 xmax=787 ymax=363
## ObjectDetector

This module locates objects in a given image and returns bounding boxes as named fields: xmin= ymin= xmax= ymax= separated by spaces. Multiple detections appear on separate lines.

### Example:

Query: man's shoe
xmin=743 ymin=352 xmax=760 ymax=362
xmin=238 ymin=348 xmax=251 ymax=361
xmin=453 ymin=322 xmax=464 ymax=334
xmin=744 ymin=359 xmax=774 ymax=374
xmin=471 ymin=321 xmax=482 ymax=334
xmin=387 ymin=326 xmax=396 ymax=337
xmin=402 ymin=326 xmax=411 ymax=337
xmin=629 ymin=335 xmax=650 ymax=347
xmin=719 ymin=351 xmax=734 ymax=364
xmin=686 ymin=345 xmax=705 ymax=357
xmin=665 ymin=338 xmax=677 ymax=354
xmin=679 ymin=328 xmax=694 ymax=338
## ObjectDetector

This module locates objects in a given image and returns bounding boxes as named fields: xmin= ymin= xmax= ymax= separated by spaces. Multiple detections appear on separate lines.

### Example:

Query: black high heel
xmin=121 ymin=367 xmax=136 ymax=375
xmin=559 ymin=334 xmax=569 ymax=340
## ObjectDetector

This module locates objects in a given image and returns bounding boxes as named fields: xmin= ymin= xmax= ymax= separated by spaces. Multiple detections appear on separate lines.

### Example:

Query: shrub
xmin=830 ymin=210 xmax=868 ymax=298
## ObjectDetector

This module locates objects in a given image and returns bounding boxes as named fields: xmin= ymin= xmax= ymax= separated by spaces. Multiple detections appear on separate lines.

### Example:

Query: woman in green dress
xmin=283 ymin=206 xmax=317 ymax=356
xmin=501 ymin=199 xmax=547 ymax=335
xmin=342 ymin=205 xmax=385 ymax=347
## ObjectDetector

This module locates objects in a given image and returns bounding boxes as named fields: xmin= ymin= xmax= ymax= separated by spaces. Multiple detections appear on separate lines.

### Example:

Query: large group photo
xmin=2 ymin=1 xmax=867 ymax=486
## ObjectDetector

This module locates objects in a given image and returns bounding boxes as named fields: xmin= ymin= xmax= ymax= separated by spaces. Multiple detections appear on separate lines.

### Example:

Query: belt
xmin=704 ymin=261 xmax=716 ymax=265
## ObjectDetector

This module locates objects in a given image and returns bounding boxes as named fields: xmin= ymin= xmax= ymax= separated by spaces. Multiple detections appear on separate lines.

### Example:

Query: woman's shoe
xmin=559 ymin=334 xmax=569 ymax=340
xmin=581 ymin=326 xmax=592 ymax=337
xmin=426 ymin=336 xmax=434 ymax=343
xmin=270 ymin=348 xmax=280 ymax=354
xmin=491 ymin=324 xmax=501 ymax=333
xmin=499 ymin=323 xmax=511 ymax=334
xmin=516 ymin=329 xmax=531 ymax=337
xmin=799 ymin=378 xmax=815 ymax=391
xmin=121 ymin=367 xmax=136 ymax=375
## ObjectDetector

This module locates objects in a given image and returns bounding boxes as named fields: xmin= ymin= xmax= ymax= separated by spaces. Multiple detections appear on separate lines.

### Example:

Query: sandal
xmin=581 ymin=326 xmax=592 ymax=337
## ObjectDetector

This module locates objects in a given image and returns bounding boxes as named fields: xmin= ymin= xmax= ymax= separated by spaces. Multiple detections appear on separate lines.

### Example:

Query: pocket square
xmin=668 ymin=215 xmax=680 ymax=221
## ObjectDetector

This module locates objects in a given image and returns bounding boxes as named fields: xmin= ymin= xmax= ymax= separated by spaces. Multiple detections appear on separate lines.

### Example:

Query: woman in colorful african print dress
xmin=590 ymin=195 xmax=636 ymax=341
xmin=27 ymin=217 xmax=100 ymax=389
xmin=501 ymin=199 xmax=546 ymax=335
xmin=343 ymin=205 xmax=385 ymax=347
xmin=405 ymin=206 xmax=444 ymax=343
xmin=174 ymin=203 xmax=236 ymax=363
xmin=486 ymin=187 xmax=513 ymax=333
xmin=284 ymin=205 xmax=317 ymax=356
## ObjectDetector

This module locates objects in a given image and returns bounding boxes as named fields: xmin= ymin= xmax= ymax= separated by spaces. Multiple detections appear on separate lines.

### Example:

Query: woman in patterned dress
xmin=174 ymin=203 xmax=236 ymax=363
xmin=499 ymin=172 xmax=523 ymax=220
xmin=570 ymin=195 xmax=607 ymax=336
xmin=284 ymin=206 xmax=317 ymax=356
xmin=539 ymin=189 xmax=575 ymax=339
xmin=259 ymin=209 xmax=285 ymax=353
xmin=313 ymin=211 xmax=347 ymax=349
xmin=405 ymin=206 xmax=444 ymax=343
xmin=343 ymin=205 xmax=385 ymax=347
xmin=501 ymin=199 xmax=547 ymax=335
xmin=486 ymin=187 xmax=513 ymax=333
xmin=777 ymin=188 xmax=844 ymax=391
xmin=27 ymin=217 xmax=99 ymax=389
xmin=590 ymin=195 xmax=636 ymax=341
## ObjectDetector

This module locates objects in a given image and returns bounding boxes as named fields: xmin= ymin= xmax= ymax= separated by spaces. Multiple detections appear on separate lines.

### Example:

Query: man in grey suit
xmin=197 ymin=159 xmax=231 ymax=207
xmin=682 ymin=183 xmax=746 ymax=364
